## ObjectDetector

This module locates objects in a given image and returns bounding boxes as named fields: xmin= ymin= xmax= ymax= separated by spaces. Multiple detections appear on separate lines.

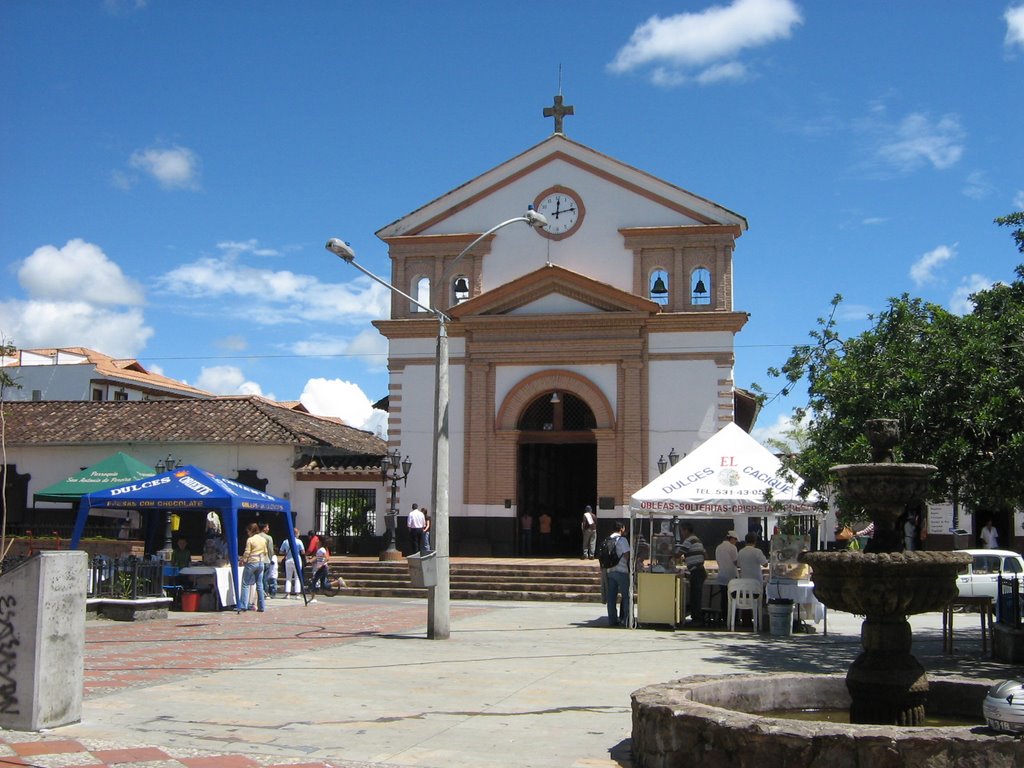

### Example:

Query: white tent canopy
xmin=630 ymin=423 xmax=821 ymax=517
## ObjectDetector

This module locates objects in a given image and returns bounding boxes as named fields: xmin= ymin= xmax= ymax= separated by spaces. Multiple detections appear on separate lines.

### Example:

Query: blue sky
xmin=2 ymin=0 xmax=1022 ymax=444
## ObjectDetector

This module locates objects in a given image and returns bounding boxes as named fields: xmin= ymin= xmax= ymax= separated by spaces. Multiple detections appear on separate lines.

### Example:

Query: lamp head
xmin=325 ymin=238 xmax=356 ymax=262
xmin=524 ymin=206 xmax=548 ymax=229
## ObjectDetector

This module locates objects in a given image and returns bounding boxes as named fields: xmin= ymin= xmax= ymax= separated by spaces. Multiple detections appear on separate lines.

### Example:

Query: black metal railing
xmin=997 ymin=574 xmax=1022 ymax=628
xmin=88 ymin=555 xmax=166 ymax=599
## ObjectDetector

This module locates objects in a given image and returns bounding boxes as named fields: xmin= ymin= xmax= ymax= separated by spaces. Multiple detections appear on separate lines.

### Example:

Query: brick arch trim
xmin=496 ymin=370 xmax=615 ymax=430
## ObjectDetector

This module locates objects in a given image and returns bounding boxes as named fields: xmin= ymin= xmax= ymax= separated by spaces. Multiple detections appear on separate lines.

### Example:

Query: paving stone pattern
xmin=0 ymin=599 xmax=482 ymax=767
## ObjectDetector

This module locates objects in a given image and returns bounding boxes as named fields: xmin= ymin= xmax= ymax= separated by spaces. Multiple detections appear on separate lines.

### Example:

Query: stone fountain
xmin=630 ymin=419 xmax=1022 ymax=767
xmin=802 ymin=418 xmax=971 ymax=725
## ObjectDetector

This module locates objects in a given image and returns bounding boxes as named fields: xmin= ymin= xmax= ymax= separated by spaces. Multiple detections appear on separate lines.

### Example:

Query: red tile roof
xmin=2 ymin=397 xmax=386 ymax=455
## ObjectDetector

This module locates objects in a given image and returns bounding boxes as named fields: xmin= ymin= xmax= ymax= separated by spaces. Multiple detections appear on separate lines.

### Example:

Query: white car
xmin=954 ymin=548 xmax=1024 ymax=602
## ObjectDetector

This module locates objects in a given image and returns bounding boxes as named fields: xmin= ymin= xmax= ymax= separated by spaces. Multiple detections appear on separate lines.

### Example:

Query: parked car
xmin=954 ymin=548 xmax=1024 ymax=602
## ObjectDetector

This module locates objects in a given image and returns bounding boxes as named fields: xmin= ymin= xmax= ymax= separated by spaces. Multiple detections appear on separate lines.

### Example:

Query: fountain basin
xmin=801 ymin=550 xmax=971 ymax=616
xmin=632 ymin=673 xmax=1024 ymax=768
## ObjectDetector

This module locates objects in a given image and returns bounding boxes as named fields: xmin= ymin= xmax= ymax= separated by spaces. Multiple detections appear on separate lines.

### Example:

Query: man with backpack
xmin=601 ymin=520 xmax=631 ymax=627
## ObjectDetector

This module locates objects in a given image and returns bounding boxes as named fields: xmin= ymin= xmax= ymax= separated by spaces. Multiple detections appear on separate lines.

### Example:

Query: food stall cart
xmin=628 ymin=423 xmax=822 ymax=629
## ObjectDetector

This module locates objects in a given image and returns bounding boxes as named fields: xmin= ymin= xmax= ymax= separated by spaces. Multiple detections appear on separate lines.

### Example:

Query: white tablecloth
xmin=765 ymin=578 xmax=825 ymax=623
xmin=179 ymin=566 xmax=237 ymax=609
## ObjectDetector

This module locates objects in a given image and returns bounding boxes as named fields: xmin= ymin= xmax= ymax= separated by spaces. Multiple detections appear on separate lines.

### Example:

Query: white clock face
xmin=536 ymin=191 xmax=582 ymax=237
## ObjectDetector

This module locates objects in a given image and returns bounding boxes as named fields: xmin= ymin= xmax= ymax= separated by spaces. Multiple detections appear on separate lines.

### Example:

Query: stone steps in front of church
xmin=320 ymin=557 xmax=604 ymax=603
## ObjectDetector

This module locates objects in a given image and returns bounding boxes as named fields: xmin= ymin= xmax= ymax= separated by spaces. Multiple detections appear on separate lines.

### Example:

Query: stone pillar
xmin=0 ymin=551 xmax=88 ymax=730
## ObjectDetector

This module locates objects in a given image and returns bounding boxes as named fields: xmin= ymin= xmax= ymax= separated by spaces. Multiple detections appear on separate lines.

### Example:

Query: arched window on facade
xmin=452 ymin=274 xmax=471 ymax=305
xmin=691 ymin=267 xmax=711 ymax=306
xmin=518 ymin=391 xmax=596 ymax=432
xmin=649 ymin=269 xmax=669 ymax=306
xmin=413 ymin=276 xmax=431 ymax=312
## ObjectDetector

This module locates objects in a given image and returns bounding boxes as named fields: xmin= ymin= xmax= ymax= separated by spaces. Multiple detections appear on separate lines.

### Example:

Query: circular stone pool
xmin=631 ymin=673 xmax=1024 ymax=768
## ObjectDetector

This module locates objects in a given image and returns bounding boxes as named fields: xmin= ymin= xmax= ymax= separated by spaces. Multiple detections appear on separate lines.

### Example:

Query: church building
xmin=372 ymin=99 xmax=752 ymax=556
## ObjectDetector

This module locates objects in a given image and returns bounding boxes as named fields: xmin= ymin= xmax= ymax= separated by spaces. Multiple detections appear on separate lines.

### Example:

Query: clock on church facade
xmin=534 ymin=186 xmax=584 ymax=239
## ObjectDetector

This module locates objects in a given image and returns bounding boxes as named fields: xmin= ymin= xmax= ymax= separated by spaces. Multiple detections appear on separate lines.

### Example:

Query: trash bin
xmin=181 ymin=590 xmax=201 ymax=612
xmin=952 ymin=529 xmax=970 ymax=549
xmin=767 ymin=599 xmax=794 ymax=637
xmin=407 ymin=551 xmax=437 ymax=588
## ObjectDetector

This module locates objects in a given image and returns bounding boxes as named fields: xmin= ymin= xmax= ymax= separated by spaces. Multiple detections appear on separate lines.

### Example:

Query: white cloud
xmin=129 ymin=145 xmax=200 ymax=190
xmin=19 ymin=239 xmax=144 ymax=305
xmin=216 ymin=335 xmax=249 ymax=351
xmin=1006 ymin=4 xmax=1024 ymax=50
xmin=962 ymin=170 xmax=994 ymax=200
xmin=158 ymin=253 xmax=390 ymax=326
xmin=290 ymin=329 xmax=388 ymax=374
xmin=300 ymin=377 xmax=387 ymax=434
xmin=949 ymin=274 xmax=994 ymax=315
xmin=0 ymin=239 xmax=152 ymax=357
xmin=217 ymin=239 xmax=280 ymax=258
xmin=751 ymin=412 xmax=807 ymax=451
xmin=1014 ymin=190 xmax=1024 ymax=210
xmin=862 ymin=217 xmax=888 ymax=226
xmin=0 ymin=299 xmax=152 ymax=357
xmin=876 ymin=112 xmax=964 ymax=172
xmin=695 ymin=61 xmax=748 ymax=85
xmin=194 ymin=365 xmax=272 ymax=398
xmin=834 ymin=303 xmax=873 ymax=322
xmin=909 ymin=244 xmax=956 ymax=287
xmin=608 ymin=0 xmax=801 ymax=86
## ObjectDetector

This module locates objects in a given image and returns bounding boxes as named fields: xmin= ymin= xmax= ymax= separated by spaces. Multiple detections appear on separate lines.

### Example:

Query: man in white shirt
xmin=715 ymin=531 xmax=739 ymax=585
xmin=581 ymin=505 xmax=597 ymax=560
xmin=980 ymin=520 xmax=999 ymax=549
xmin=408 ymin=503 xmax=426 ymax=555
xmin=736 ymin=533 xmax=768 ymax=579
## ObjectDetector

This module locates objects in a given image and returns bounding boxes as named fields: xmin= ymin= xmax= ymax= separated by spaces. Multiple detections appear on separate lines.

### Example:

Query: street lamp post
xmin=326 ymin=206 xmax=546 ymax=639
xmin=155 ymin=453 xmax=181 ymax=554
xmin=380 ymin=449 xmax=412 ymax=559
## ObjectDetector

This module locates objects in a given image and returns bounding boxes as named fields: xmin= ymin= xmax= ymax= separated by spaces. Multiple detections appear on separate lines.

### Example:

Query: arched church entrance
xmin=516 ymin=391 xmax=597 ymax=557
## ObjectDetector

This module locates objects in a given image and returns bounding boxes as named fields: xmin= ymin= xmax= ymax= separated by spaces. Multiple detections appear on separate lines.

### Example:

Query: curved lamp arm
xmin=440 ymin=208 xmax=547 ymax=282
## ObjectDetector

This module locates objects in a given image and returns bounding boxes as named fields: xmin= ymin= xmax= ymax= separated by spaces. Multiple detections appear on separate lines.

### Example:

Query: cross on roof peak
xmin=543 ymin=94 xmax=574 ymax=135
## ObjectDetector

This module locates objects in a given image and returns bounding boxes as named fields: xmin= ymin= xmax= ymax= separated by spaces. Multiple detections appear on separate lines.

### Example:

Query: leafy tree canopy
xmin=760 ymin=216 xmax=1024 ymax=522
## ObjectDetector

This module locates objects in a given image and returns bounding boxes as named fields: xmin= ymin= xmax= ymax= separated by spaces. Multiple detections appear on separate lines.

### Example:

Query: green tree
xmin=995 ymin=211 xmax=1024 ymax=254
xmin=763 ymin=219 xmax=1024 ymax=523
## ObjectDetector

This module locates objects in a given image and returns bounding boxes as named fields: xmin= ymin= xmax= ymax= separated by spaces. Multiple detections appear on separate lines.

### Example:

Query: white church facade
xmin=371 ymin=110 xmax=751 ymax=556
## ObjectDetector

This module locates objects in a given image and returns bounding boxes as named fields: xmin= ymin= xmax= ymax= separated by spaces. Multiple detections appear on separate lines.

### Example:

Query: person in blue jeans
xmin=604 ymin=520 xmax=631 ymax=627
xmin=237 ymin=522 xmax=268 ymax=613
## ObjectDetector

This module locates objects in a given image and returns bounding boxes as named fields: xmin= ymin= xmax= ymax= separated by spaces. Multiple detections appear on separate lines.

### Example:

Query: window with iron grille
xmin=315 ymin=488 xmax=376 ymax=537
xmin=518 ymin=392 xmax=596 ymax=431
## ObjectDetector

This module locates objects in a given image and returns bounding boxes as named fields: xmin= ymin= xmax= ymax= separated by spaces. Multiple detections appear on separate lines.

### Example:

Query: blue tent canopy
xmin=70 ymin=465 xmax=303 ymax=605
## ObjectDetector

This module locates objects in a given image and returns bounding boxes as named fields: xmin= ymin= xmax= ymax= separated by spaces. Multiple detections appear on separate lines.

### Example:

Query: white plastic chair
xmin=727 ymin=578 xmax=763 ymax=631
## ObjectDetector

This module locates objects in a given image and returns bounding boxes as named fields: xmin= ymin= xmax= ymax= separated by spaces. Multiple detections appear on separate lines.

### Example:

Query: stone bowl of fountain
xmin=631 ymin=419 xmax=1018 ymax=767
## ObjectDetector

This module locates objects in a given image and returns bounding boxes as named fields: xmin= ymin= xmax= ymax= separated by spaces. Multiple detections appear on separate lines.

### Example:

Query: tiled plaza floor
xmin=0 ymin=596 xmax=483 ymax=768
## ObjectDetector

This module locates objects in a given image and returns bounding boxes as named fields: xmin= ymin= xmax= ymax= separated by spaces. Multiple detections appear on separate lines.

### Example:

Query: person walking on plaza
xmin=311 ymin=539 xmax=331 ymax=591
xmin=520 ymin=511 xmax=533 ymax=555
xmin=604 ymin=520 xmax=631 ymax=627
xmin=581 ymin=505 xmax=597 ymax=560
xmin=981 ymin=519 xmax=999 ymax=549
xmin=279 ymin=527 xmax=304 ymax=599
xmin=422 ymin=507 xmax=432 ymax=552
xmin=237 ymin=522 xmax=269 ymax=613
xmin=306 ymin=530 xmax=321 ymax=557
xmin=714 ymin=530 xmax=739 ymax=584
xmin=737 ymin=532 xmax=768 ymax=579
xmin=538 ymin=511 xmax=552 ymax=554
xmin=259 ymin=522 xmax=276 ymax=598
xmin=408 ymin=503 xmax=426 ymax=554
xmin=679 ymin=522 xmax=706 ymax=626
